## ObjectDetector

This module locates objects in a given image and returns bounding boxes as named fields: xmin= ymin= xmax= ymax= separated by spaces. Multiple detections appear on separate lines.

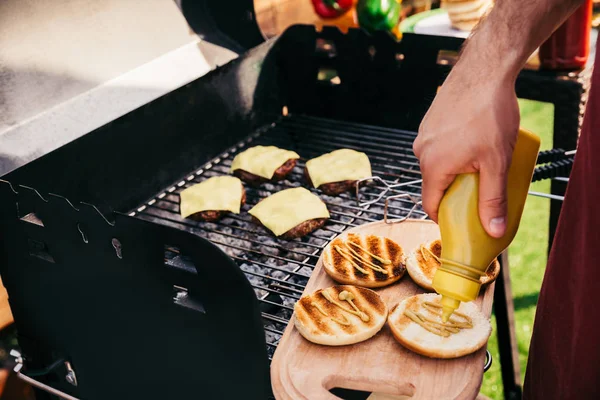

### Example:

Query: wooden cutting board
xmin=271 ymin=219 xmax=495 ymax=400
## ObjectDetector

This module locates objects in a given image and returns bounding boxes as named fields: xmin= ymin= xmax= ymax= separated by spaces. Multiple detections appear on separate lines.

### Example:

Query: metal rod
xmin=16 ymin=373 xmax=80 ymax=400
xmin=384 ymin=193 xmax=425 ymax=224
xmin=528 ymin=191 xmax=565 ymax=201
xmin=11 ymin=351 xmax=80 ymax=400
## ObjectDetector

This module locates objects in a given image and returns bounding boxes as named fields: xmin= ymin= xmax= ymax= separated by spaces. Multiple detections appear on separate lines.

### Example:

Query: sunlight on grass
xmin=480 ymin=99 xmax=554 ymax=399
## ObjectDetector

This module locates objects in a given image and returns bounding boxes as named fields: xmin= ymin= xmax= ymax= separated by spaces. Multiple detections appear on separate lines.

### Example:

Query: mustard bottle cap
xmin=440 ymin=295 xmax=460 ymax=322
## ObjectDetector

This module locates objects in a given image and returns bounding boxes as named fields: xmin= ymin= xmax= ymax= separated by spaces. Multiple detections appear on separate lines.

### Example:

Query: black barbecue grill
xmin=0 ymin=24 xmax=580 ymax=400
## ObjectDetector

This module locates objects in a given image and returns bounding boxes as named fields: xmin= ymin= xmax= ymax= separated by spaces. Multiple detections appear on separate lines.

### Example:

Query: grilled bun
xmin=406 ymin=239 xmax=500 ymax=291
xmin=323 ymin=233 xmax=406 ymax=288
xmin=388 ymin=293 xmax=491 ymax=359
xmin=294 ymin=285 xmax=388 ymax=346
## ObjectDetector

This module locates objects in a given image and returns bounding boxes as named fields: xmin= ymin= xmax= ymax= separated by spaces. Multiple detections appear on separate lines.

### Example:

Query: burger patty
xmin=252 ymin=216 xmax=328 ymax=240
xmin=188 ymin=188 xmax=247 ymax=222
xmin=233 ymin=158 xmax=297 ymax=186
xmin=304 ymin=167 xmax=356 ymax=196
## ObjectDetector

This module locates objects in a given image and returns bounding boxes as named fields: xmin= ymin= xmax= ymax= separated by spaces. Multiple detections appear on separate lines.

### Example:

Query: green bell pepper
xmin=357 ymin=0 xmax=402 ymax=33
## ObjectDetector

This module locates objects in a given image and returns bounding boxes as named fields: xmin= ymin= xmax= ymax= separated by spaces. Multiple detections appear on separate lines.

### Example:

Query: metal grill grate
xmin=130 ymin=115 xmax=425 ymax=359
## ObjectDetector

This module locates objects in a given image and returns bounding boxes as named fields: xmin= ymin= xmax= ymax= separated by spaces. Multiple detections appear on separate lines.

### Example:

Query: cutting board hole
xmin=330 ymin=388 xmax=415 ymax=399
xmin=329 ymin=387 xmax=371 ymax=400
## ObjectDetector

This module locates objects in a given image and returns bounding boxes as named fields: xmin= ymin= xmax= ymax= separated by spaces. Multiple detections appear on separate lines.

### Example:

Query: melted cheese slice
xmin=230 ymin=146 xmax=300 ymax=179
xmin=249 ymin=187 xmax=330 ymax=236
xmin=180 ymin=176 xmax=243 ymax=218
xmin=306 ymin=149 xmax=372 ymax=188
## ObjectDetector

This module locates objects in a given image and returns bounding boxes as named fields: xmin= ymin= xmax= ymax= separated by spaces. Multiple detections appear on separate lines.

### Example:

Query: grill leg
xmin=493 ymin=251 xmax=522 ymax=400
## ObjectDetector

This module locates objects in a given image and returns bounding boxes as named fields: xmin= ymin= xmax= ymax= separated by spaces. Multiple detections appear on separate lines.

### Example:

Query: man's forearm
xmin=459 ymin=0 xmax=586 ymax=81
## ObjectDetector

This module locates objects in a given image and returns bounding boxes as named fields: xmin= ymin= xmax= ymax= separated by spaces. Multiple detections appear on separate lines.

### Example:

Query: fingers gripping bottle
xmin=433 ymin=128 xmax=541 ymax=322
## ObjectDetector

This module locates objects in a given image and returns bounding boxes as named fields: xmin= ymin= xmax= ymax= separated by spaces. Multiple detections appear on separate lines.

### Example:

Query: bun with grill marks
xmin=322 ymin=233 xmax=407 ymax=288
xmin=294 ymin=285 xmax=388 ymax=346
xmin=406 ymin=239 xmax=500 ymax=292
xmin=388 ymin=293 xmax=491 ymax=358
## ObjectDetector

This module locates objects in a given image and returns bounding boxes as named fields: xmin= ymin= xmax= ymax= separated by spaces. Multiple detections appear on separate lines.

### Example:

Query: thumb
xmin=478 ymin=162 xmax=509 ymax=238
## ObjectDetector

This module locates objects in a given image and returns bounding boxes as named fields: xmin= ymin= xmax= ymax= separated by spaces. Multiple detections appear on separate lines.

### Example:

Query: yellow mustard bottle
xmin=433 ymin=128 xmax=541 ymax=321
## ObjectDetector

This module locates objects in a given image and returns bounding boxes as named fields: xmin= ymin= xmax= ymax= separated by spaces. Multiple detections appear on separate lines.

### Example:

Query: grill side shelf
xmin=0 ymin=180 xmax=270 ymax=400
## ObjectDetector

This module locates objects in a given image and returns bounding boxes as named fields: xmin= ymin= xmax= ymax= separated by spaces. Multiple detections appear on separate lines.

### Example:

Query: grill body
xmin=1 ymin=25 xmax=443 ymax=399
xmin=0 ymin=25 xmax=579 ymax=399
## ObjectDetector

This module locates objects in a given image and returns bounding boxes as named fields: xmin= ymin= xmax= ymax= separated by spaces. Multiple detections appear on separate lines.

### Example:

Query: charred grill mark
xmin=367 ymin=234 xmax=386 ymax=274
xmin=374 ymin=270 xmax=389 ymax=281
xmin=393 ymin=264 xmax=405 ymax=277
xmin=385 ymin=238 xmax=400 ymax=265
xmin=297 ymin=297 xmax=334 ymax=335
xmin=331 ymin=238 xmax=350 ymax=276
xmin=350 ymin=287 xmax=383 ymax=326
xmin=431 ymin=240 xmax=442 ymax=258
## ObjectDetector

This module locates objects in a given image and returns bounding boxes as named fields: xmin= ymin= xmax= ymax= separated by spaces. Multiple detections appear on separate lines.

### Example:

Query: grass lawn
xmin=480 ymin=99 xmax=555 ymax=399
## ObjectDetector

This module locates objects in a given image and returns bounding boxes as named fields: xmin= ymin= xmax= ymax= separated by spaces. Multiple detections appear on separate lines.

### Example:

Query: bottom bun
xmin=388 ymin=293 xmax=491 ymax=358
xmin=294 ymin=285 xmax=388 ymax=346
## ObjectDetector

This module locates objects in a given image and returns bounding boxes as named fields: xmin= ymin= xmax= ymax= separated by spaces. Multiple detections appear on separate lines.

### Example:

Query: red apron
xmin=523 ymin=49 xmax=600 ymax=398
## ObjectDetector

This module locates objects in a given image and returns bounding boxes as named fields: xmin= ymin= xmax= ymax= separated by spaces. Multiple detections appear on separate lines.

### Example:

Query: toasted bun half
xmin=322 ymin=233 xmax=406 ymax=288
xmin=388 ymin=293 xmax=491 ymax=358
xmin=294 ymin=285 xmax=388 ymax=346
xmin=406 ymin=239 xmax=500 ymax=291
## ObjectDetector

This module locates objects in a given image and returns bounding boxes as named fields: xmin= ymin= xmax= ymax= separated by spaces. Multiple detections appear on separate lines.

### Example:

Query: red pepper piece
xmin=311 ymin=0 xmax=354 ymax=19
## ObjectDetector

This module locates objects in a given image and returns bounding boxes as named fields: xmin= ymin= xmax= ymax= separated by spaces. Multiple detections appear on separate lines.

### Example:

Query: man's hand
xmin=413 ymin=66 xmax=519 ymax=238
xmin=412 ymin=0 xmax=585 ymax=238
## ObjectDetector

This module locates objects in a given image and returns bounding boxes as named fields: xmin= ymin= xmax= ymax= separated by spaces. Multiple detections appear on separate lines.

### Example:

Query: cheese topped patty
xmin=230 ymin=145 xmax=300 ymax=179
xmin=180 ymin=176 xmax=244 ymax=218
xmin=249 ymin=187 xmax=329 ymax=236
xmin=306 ymin=149 xmax=372 ymax=188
